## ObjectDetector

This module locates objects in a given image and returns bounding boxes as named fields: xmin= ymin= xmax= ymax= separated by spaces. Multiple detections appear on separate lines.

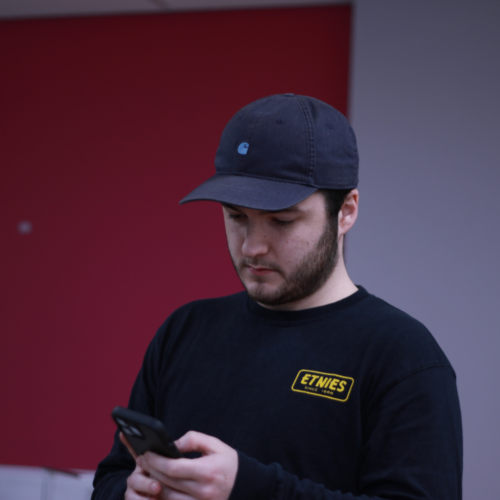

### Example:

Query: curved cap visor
xmin=179 ymin=174 xmax=317 ymax=211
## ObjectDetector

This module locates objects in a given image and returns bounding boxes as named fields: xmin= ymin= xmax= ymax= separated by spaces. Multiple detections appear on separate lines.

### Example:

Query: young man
xmin=92 ymin=94 xmax=462 ymax=500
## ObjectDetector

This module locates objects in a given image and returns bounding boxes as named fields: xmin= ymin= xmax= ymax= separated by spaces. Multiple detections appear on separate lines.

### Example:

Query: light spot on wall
xmin=18 ymin=221 xmax=33 ymax=235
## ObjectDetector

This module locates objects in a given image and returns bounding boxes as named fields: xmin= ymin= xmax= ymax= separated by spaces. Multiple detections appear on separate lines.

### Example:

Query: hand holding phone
xmin=112 ymin=410 xmax=238 ymax=500
xmin=112 ymin=406 xmax=181 ymax=459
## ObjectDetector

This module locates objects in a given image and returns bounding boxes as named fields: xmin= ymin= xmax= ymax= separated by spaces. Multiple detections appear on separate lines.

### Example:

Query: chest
xmin=154 ymin=324 xmax=365 ymax=486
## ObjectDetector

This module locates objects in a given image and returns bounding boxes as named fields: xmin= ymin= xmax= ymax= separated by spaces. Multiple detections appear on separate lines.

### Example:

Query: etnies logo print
xmin=292 ymin=370 xmax=354 ymax=402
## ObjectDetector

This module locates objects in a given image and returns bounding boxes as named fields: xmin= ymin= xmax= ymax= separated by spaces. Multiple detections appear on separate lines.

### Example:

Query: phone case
xmin=111 ymin=406 xmax=181 ymax=458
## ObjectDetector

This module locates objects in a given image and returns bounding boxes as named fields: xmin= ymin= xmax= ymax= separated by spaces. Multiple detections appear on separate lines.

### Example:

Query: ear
xmin=338 ymin=189 xmax=359 ymax=237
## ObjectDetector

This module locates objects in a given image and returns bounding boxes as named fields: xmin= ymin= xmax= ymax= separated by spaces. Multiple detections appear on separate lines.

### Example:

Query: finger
xmin=120 ymin=432 xmax=138 ymax=460
xmin=126 ymin=467 xmax=162 ymax=497
xmin=140 ymin=452 xmax=202 ymax=483
xmin=137 ymin=454 xmax=199 ymax=496
xmin=141 ymin=451 xmax=234 ymax=499
xmin=158 ymin=485 xmax=193 ymax=500
xmin=174 ymin=430 xmax=223 ymax=456
xmin=125 ymin=489 xmax=153 ymax=500
xmin=158 ymin=486 xmax=195 ymax=500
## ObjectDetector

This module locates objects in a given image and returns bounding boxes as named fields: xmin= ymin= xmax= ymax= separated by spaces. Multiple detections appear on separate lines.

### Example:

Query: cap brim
xmin=179 ymin=174 xmax=317 ymax=211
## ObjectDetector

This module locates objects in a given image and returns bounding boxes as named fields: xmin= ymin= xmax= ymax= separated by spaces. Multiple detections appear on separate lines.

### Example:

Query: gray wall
xmin=349 ymin=0 xmax=500 ymax=497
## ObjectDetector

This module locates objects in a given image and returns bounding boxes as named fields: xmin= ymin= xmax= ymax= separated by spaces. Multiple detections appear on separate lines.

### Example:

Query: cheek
xmin=224 ymin=225 xmax=243 ymax=254
xmin=278 ymin=235 xmax=311 ymax=266
xmin=279 ymin=219 xmax=326 ymax=264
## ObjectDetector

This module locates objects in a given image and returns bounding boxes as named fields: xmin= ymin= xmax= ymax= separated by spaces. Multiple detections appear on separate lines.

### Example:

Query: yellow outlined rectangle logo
xmin=291 ymin=370 xmax=354 ymax=402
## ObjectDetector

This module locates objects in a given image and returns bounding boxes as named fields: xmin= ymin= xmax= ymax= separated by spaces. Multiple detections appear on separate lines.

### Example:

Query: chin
xmin=245 ymin=281 xmax=279 ymax=301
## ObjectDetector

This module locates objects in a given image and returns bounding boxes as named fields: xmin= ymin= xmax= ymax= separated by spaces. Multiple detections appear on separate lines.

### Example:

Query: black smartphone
xmin=111 ymin=406 xmax=181 ymax=458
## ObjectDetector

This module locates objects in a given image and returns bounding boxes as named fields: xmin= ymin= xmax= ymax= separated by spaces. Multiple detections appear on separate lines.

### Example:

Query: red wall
xmin=0 ymin=6 xmax=351 ymax=469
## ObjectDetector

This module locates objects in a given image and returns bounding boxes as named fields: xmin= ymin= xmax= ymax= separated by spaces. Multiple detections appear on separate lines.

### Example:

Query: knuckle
xmin=200 ymin=484 xmax=217 ymax=500
xmin=126 ymin=473 xmax=135 ymax=487
xmin=124 ymin=485 xmax=138 ymax=500
xmin=203 ymin=468 xmax=217 ymax=483
xmin=126 ymin=468 xmax=148 ymax=494
xmin=164 ymin=460 xmax=179 ymax=477
xmin=184 ymin=430 xmax=196 ymax=445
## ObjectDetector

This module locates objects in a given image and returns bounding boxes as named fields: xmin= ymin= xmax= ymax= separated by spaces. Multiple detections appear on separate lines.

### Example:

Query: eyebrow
xmin=221 ymin=203 xmax=302 ymax=214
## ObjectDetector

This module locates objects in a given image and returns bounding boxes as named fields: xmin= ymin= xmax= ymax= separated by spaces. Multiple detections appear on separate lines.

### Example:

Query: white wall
xmin=349 ymin=1 xmax=500 ymax=498
xmin=0 ymin=465 xmax=94 ymax=500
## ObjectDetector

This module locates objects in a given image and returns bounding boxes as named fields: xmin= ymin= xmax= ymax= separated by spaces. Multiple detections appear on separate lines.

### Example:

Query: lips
xmin=247 ymin=265 xmax=276 ymax=276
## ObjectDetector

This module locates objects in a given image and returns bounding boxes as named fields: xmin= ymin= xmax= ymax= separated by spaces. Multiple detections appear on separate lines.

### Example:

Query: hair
xmin=319 ymin=189 xmax=352 ymax=225
xmin=318 ymin=189 xmax=352 ymax=256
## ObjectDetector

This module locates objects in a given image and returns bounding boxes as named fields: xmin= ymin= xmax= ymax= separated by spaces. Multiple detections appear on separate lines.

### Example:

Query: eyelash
xmin=227 ymin=214 xmax=293 ymax=226
xmin=273 ymin=219 xmax=293 ymax=226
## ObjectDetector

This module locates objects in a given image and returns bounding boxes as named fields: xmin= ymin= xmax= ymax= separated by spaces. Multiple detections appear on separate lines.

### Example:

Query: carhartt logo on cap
xmin=237 ymin=142 xmax=249 ymax=155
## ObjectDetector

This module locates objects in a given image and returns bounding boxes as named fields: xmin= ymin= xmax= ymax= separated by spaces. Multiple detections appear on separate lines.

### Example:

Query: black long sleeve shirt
xmin=92 ymin=287 xmax=462 ymax=500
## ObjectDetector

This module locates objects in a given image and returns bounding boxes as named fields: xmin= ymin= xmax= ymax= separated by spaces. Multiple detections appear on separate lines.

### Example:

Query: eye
xmin=228 ymin=213 xmax=245 ymax=221
xmin=273 ymin=218 xmax=294 ymax=226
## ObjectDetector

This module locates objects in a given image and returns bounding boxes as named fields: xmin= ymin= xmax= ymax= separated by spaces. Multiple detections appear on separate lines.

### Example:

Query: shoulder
xmin=143 ymin=291 xmax=248 ymax=367
xmin=358 ymin=292 xmax=430 ymax=335
xmin=353 ymin=289 xmax=454 ymax=378
xmin=153 ymin=291 xmax=248 ymax=339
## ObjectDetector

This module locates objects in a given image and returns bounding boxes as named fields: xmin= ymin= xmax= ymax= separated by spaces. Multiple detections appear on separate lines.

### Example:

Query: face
xmin=222 ymin=192 xmax=338 ymax=307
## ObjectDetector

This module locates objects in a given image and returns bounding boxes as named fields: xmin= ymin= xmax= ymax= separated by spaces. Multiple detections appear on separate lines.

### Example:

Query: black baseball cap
xmin=179 ymin=93 xmax=358 ymax=211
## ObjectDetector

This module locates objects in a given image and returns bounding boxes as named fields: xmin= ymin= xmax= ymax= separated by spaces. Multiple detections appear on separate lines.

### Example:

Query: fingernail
xmin=150 ymin=482 xmax=159 ymax=493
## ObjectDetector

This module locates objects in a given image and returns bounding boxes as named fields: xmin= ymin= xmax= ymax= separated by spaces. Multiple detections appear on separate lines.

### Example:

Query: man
xmin=92 ymin=94 xmax=462 ymax=500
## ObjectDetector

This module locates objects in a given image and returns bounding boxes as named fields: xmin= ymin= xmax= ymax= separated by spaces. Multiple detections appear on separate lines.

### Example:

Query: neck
xmin=258 ymin=250 xmax=358 ymax=312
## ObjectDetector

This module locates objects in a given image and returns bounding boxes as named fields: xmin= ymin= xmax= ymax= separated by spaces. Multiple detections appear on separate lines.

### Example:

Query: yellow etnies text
xmin=291 ymin=370 xmax=354 ymax=402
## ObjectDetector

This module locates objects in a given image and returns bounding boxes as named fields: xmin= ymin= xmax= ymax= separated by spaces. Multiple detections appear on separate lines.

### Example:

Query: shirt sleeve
xmin=91 ymin=326 xmax=164 ymax=500
xmin=230 ymin=366 xmax=462 ymax=500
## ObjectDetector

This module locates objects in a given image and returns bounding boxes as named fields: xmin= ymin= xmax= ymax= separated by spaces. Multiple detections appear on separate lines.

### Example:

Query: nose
xmin=241 ymin=221 xmax=270 ymax=258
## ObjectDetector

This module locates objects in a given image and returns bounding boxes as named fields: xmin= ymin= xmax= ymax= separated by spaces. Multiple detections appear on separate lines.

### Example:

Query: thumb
xmin=119 ymin=431 xmax=138 ymax=460
xmin=175 ymin=430 xmax=222 ymax=456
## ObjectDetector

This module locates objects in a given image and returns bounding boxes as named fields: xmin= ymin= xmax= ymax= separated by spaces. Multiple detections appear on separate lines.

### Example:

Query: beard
xmin=230 ymin=219 xmax=339 ymax=307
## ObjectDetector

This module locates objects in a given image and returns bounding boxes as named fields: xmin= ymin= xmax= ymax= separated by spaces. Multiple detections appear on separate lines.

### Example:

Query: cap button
xmin=284 ymin=93 xmax=295 ymax=97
